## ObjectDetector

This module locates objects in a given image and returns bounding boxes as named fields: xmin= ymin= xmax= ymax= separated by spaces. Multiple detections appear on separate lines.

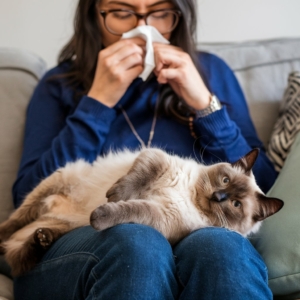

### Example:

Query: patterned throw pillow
xmin=267 ymin=71 xmax=300 ymax=171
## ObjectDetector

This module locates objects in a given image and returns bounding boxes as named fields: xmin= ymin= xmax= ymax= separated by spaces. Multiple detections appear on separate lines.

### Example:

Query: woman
xmin=13 ymin=0 xmax=277 ymax=299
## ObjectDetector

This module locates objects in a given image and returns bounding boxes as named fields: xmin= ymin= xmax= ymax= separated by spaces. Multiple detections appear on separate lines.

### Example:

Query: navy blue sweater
xmin=13 ymin=52 xmax=277 ymax=207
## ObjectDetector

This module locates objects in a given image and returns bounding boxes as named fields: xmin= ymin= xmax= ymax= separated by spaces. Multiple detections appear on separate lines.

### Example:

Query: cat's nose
xmin=211 ymin=191 xmax=229 ymax=202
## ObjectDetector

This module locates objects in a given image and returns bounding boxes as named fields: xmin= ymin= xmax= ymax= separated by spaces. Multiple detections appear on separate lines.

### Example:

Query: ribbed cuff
xmin=77 ymin=96 xmax=117 ymax=123
xmin=194 ymin=106 xmax=237 ymax=143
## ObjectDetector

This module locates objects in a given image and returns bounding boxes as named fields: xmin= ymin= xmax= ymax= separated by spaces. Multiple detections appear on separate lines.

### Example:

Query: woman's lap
xmin=14 ymin=224 xmax=178 ymax=300
xmin=14 ymin=225 xmax=272 ymax=300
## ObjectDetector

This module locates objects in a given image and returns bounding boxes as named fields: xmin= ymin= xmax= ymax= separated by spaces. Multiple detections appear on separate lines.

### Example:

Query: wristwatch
xmin=196 ymin=95 xmax=222 ymax=118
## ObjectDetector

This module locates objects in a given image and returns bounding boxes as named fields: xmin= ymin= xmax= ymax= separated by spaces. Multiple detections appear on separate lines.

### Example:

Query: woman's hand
xmin=88 ymin=37 xmax=146 ymax=108
xmin=153 ymin=43 xmax=211 ymax=110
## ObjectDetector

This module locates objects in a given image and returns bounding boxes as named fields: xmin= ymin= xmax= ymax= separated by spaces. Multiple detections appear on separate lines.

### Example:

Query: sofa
xmin=0 ymin=38 xmax=300 ymax=299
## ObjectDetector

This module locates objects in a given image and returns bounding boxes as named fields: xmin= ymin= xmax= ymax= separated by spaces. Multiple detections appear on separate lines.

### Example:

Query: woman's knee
xmin=173 ymin=228 xmax=271 ymax=299
xmin=175 ymin=227 xmax=259 ymax=259
xmin=174 ymin=227 xmax=268 ymax=279
xmin=91 ymin=224 xmax=178 ymax=299
xmin=95 ymin=224 xmax=175 ymax=267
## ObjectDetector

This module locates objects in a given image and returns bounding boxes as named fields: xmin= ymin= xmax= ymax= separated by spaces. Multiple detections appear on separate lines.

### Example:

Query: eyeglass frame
xmin=99 ymin=9 xmax=182 ymax=36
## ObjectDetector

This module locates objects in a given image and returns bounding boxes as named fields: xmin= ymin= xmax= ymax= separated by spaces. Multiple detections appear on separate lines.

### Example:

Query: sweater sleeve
xmin=12 ymin=67 xmax=116 ymax=207
xmin=194 ymin=53 xmax=278 ymax=193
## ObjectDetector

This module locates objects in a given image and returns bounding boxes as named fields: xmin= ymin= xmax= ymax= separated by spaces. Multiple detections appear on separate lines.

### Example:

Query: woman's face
xmin=97 ymin=0 xmax=177 ymax=47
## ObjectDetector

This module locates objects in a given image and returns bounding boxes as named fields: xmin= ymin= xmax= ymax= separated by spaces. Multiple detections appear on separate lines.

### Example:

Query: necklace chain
xmin=119 ymin=99 xmax=159 ymax=148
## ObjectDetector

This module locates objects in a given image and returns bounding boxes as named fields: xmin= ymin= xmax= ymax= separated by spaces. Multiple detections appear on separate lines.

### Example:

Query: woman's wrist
xmin=185 ymin=88 xmax=211 ymax=110
xmin=87 ymin=89 xmax=115 ymax=108
xmin=196 ymin=95 xmax=222 ymax=118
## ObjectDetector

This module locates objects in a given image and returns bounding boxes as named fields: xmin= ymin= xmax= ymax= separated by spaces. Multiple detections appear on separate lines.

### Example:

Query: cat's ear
xmin=253 ymin=193 xmax=284 ymax=221
xmin=231 ymin=148 xmax=260 ymax=175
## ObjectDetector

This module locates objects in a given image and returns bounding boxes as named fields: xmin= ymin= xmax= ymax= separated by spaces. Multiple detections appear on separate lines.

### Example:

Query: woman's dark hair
xmin=58 ymin=0 xmax=202 ymax=122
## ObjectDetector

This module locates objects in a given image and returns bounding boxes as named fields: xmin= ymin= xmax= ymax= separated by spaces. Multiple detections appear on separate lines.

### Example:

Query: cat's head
xmin=195 ymin=149 xmax=284 ymax=236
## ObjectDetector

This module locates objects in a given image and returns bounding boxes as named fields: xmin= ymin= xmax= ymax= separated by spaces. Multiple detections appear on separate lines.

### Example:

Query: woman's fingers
xmin=154 ymin=48 xmax=188 ymax=73
xmin=156 ymin=68 xmax=179 ymax=84
xmin=109 ymin=52 xmax=144 ymax=82
xmin=102 ymin=43 xmax=145 ymax=69
xmin=118 ymin=52 xmax=144 ymax=71
xmin=153 ymin=43 xmax=211 ymax=110
xmin=154 ymin=51 xmax=188 ymax=78
xmin=125 ymin=65 xmax=145 ymax=82
xmin=101 ymin=37 xmax=146 ymax=59
xmin=88 ymin=38 xmax=146 ymax=107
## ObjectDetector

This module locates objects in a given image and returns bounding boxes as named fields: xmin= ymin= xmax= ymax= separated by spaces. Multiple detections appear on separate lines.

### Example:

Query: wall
xmin=0 ymin=0 xmax=75 ymax=68
xmin=1 ymin=0 xmax=300 ymax=68
xmin=197 ymin=0 xmax=300 ymax=43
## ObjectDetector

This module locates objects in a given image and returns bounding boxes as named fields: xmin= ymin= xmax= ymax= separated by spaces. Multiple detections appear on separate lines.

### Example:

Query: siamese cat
xmin=0 ymin=148 xmax=283 ymax=276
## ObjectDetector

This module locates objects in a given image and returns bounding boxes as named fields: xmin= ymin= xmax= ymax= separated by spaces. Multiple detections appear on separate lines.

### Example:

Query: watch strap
xmin=196 ymin=95 xmax=222 ymax=118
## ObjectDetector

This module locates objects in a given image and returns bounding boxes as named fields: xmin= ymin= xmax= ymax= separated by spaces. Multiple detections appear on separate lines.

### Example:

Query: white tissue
xmin=122 ymin=25 xmax=170 ymax=81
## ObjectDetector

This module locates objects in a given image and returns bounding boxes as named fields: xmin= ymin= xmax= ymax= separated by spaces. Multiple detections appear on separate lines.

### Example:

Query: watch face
xmin=211 ymin=95 xmax=222 ymax=110
xmin=196 ymin=95 xmax=222 ymax=118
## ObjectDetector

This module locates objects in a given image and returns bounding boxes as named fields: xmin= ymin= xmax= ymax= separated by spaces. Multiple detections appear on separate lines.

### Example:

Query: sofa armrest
xmin=0 ymin=48 xmax=46 ymax=223
xmin=0 ymin=274 xmax=13 ymax=300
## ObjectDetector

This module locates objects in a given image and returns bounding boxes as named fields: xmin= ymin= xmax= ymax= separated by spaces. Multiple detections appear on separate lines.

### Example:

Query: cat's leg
xmin=0 ymin=168 xmax=70 ymax=243
xmin=0 ymin=193 xmax=68 ymax=244
xmin=4 ymin=217 xmax=74 ymax=277
xmin=0 ymin=157 xmax=94 ymax=242
xmin=90 ymin=200 xmax=189 ymax=244
xmin=106 ymin=148 xmax=169 ymax=202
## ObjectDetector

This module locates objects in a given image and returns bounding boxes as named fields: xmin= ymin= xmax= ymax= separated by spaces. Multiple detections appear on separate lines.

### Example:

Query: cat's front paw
xmin=106 ymin=181 xmax=126 ymax=203
xmin=5 ymin=228 xmax=55 ymax=277
xmin=90 ymin=204 xmax=117 ymax=231
xmin=34 ymin=228 xmax=55 ymax=249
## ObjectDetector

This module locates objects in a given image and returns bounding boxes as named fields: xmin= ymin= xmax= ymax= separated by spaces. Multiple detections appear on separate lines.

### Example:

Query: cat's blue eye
xmin=232 ymin=200 xmax=241 ymax=208
xmin=222 ymin=177 xmax=230 ymax=184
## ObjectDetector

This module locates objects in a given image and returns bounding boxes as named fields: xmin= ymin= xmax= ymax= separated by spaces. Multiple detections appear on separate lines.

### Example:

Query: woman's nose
xmin=137 ymin=18 xmax=147 ymax=27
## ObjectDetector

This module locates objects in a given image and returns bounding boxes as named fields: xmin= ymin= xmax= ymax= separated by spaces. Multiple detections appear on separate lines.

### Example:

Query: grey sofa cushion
xmin=0 ymin=49 xmax=46 ymax=292
xmin=199 ymin=38 xmax=300 ymax=147
xmin=0 ymin=48 xmax=46 ymax=223
xmin=0 ymin=274 xmax=13 ymax=300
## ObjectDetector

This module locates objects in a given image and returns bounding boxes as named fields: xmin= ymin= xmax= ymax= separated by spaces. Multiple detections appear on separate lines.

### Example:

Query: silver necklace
xmin=119 ymin=99 xmax=159 ymax=148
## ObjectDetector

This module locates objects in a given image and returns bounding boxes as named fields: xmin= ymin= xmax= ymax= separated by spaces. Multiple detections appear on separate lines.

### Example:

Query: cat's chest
xmin=146 ymin=168 xmax=196 ymax=202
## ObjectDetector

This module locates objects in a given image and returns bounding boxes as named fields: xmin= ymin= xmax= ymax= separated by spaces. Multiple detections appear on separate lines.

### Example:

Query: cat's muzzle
xmin=211 ymin=191 xmax=229 ymax=202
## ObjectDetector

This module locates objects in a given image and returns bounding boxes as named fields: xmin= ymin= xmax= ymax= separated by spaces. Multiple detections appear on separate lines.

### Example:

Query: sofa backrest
xmin=199 ymin=38 xmax=300 ymax=147
xmin=0 ymin=48 xmax=46 ymax=222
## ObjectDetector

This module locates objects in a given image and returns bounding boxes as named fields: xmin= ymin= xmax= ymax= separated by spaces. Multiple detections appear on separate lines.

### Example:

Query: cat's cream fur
xmin=0 ymin=148 xmax=283 ymax=276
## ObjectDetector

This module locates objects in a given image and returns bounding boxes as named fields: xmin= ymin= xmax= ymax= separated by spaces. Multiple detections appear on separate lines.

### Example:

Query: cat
xmin=0 ymin=147 xmax=283 ymax=277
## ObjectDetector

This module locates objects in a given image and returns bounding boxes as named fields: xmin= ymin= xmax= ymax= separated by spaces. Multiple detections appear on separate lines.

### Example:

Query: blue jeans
xmin=14 ymin=225 xmax=272 ymax=300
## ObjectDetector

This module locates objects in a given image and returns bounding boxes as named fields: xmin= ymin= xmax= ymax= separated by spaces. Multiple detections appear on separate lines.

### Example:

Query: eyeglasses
xmin=100 ymin=9 xmax=182 ymax=36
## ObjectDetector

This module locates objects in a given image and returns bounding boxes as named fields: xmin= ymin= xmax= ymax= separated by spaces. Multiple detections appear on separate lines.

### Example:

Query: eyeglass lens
xmin=105 ymin=10 xmax=178 ymax=35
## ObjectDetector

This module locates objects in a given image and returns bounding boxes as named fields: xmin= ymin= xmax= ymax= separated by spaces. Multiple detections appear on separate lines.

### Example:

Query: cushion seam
xmin=234 ymin=58 xmax=300 ymax=72
xmin=269 ymin=271 xmax=300 ymax=282
xmin=0 ymin=66 xmax=41 ymax=81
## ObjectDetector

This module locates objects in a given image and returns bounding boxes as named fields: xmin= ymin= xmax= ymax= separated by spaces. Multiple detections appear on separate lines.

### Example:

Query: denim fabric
xmin=174 ymin=227 xmax=272 ymax=300
xmin=14 ymin=225 xmax=272 ymax=300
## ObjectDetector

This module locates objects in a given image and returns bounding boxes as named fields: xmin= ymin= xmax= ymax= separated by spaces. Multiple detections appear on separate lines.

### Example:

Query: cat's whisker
xmin=199 ymin=139 xmax=208 ymax=165
xmin=199 ymin=140 xmax=223 ymax=163
xmin=214 ymin=206 xmax=229 ymax=228
xmin=192 ymin=138 xmax=202 ymax=165
xmin=196 ymin=173 xmax=211 ymax=193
